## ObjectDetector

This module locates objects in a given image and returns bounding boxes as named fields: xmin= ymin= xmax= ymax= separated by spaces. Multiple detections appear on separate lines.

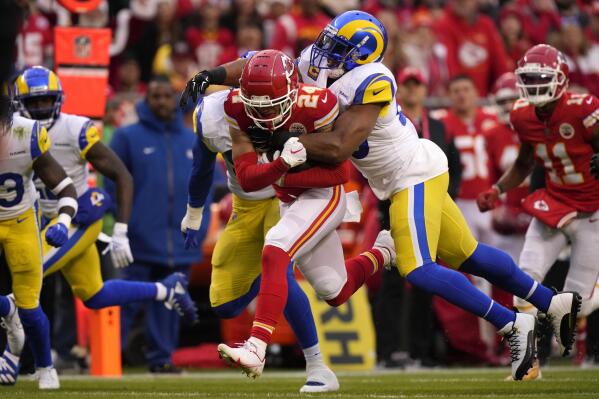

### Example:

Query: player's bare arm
xmin=298 ymin=103 xmax=383 ymax=164
xmin=230 ymin=125 xmax=257 ymax=160
xmin=85 ymin=141 xmax=133 ymax=224
xmin=33 ymin=152 xmax=77 ymax=218
xmin=495 ymin=141 xmax=535 ymax=193
xmin=589 ymin=124 xmax=599 ymax=179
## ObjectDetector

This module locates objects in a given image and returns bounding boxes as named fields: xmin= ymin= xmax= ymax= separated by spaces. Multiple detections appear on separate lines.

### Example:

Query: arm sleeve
xmin=283 ymin=161 xmax=349 ymax=188
xmin=233 ymin=152 xmax=289 ymax=192
xmin=188 ymin=137 xmax=217 ymax=207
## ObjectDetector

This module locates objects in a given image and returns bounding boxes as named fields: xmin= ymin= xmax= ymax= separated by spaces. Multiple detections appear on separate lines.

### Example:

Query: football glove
xmin=477 ymin=185 xmax=501 ymax=212
xmin=179 ymin=67 xmax=226 ymax=108
xmin=280 ymin=137 xmax=307 ymax=168
xmin=45 ymin=223 xmax=68 ymax=247
xmin=591 ymin=153 xmax=599 ymax=180
xmin=110 ymin=222 xmax=134 ymax=268
xmin=181 ymin=205 xmax=203 ymax=250
xmin=247 ymin=126 xmax=272 ymax=152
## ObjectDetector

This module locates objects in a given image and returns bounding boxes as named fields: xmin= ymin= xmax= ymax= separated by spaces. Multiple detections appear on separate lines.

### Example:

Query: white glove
xmin=110 ymin=222 xmax=134 ymax=268
xmin=280 ymin=137 xmax=307 ymax=168
xmin=181 ymin=205 xmax=204 ymax=250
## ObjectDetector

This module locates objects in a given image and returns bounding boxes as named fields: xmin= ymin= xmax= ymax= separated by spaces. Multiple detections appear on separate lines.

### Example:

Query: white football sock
xmin=303 ymin=344 xmax=324 ymax=368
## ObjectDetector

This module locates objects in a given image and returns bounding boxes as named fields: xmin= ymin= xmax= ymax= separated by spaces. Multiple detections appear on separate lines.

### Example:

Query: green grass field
xmin=2 ymin=367 xmax=599 ymax=399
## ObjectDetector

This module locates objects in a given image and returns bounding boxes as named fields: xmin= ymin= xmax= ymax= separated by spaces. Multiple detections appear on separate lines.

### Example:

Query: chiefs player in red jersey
xmin=478 ymin=44 xmax=595 ymax=335
xmin=485 ymin=72 xmax=531 ymax=262
xmin=216 ymin=50 xmax=395 ymax=378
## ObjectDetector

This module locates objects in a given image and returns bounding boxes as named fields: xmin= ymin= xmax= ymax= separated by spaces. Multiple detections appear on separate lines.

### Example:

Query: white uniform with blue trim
xmin=198 ymin=90 xmax=275 ymax=201
xmin=34 ymin=113 xmax=99 ymax=217
xmin=0 ymin=116 xmax=46 ymax=220
xmin=298 ymin=45 xmax=448 ymax=200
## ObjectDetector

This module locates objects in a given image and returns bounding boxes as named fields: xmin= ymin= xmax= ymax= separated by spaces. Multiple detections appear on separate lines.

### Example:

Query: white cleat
xmin=300 ymin=365 xmax=339 ymax=393
xmin=544 ymin=291 xmax=582 ymax=356
xmin=217 ymin=341 xmax=265 ymax=379
xmin=37 ymin=366 xmax=60 ymax=390
xmin=0 ymin=350 xmax=19 ymax=386
xmin=373 ymin=230 xmax=396 ymax=270
xmin=1 ymin=294 xmax=25 ymax=356
xmin=499 ymin=313 xmax=537 ymax=381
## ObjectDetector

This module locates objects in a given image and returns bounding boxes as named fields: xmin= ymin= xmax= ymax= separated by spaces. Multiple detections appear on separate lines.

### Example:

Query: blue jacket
xmin=108 ymin=101 xmax=211 ymax=267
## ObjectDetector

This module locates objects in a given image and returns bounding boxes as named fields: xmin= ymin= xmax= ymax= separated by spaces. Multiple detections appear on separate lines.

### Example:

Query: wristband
xmin=113 ymin=222 xmax=128 ymax=235
xmin=57 ymin=212 xmax=72 ymax=228
xmin=51 ymin=177 xmax=74 ymax=195
xmin=493 ymin=184 xmax=504 ymax=195
xmin=209 ymin=67 xmax=227 ymax=85
xmin=57 ymin=196 xmax=78 ymax=213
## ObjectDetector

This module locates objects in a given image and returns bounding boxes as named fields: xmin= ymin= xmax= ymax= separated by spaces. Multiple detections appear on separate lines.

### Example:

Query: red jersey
xmin=185 ymin=28 xmax=235 ymax=71
xmin=441 ymin=109 xmax=499 ymax=199
xmin=434 ymin=8 xmax=510 ymax=96
xmin=224 ymin=84 xmax=341 ymax=202
xmin=16 ymin=14 xmax=52 ymax=69
xmin=485 ymin=123 xmax=530 ymax=234
xmin=510 ymin=92 xmax=599 ymax=213
xmin=270 ymin=9 xmax=330 ymax=58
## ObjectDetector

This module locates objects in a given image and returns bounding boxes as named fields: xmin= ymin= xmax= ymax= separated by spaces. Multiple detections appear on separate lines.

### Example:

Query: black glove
xmin=591 ymin=153 xmax=599 ymax=179
xmin=270 ymin=129 xmax=301 ymax=151
xmin=179 ymin=67 xmax=227 ymax=108
xmin=246 ymin=126 xmax=272 ymax=152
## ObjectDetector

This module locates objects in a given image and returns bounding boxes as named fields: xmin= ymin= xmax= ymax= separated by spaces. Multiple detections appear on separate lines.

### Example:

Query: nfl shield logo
xmin=74 ymin=35 xmax=92 ymax=58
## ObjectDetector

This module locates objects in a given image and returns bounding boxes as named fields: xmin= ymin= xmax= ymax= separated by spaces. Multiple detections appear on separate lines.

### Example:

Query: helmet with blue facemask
xmin=309 ymin=10 xmax=388 ymax=79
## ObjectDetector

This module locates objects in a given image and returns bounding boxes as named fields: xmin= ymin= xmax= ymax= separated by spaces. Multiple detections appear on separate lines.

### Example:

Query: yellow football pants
xmin=42 ymin=219 xmax=104 ymax=301
xmin=0 ymin=208 xmax=43 ymax=309
xmin=390 ymin=172 xmax=478 ymax=276
xmin=210 ymin=195 xmax=279 ymax=307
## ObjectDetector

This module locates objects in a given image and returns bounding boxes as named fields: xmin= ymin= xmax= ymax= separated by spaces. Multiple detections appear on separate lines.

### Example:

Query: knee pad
xmin=309 ymin=268 xmax=346 ymax=300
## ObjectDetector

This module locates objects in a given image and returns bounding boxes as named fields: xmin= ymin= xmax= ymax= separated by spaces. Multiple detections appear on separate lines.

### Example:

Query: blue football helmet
xmin=14 ymin=66 xmax=64 ymax=128
xmin=309 ymin=10 xmax=388 ymax=78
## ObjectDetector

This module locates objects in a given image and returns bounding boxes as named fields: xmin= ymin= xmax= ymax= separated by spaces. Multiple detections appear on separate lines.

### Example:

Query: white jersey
xmin=298 ymin=46 xmax=448 ymax=200
xmin=194 ymin=90 xmax=275 ymax=201
xmin=0 ymin=116 xmax=50 ymax=220
xmin=33 ymin=113 xmax=100 ymax=217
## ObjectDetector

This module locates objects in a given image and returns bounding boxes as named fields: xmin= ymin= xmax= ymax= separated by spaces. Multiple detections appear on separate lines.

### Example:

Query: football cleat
xmin=36 ymin=366 xmax=60 ymax=390
xmin=300 ymin=365 xmax=339 ymax=393
xmin=0 ymin=294 xmax=25 ymax=356
xmin=499 ymin=313 xmax=537 ymax=381
xmin=0 ymin=350 xmax=19 ymax=386
xmin=161 ymin=273 xmax=199 ymax=325
xmin=505 ymin=358 xmax=542 ymax=381
xmin=217 ymin=341 xmax=265 ymax=379
xmin=544 ymin=291 xmax=582 ymax=356
xmin=373 ymin=230 xmax=396 ymax=270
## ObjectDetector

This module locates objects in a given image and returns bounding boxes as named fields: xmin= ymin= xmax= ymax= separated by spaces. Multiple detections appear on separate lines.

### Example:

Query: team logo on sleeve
xmin=308 ymin=66 xmax=320 ymax=81
xmin=12 ymin=126 xmax=26 ymax=140
xmin=559 ymin=123 xmax=575 ymax=139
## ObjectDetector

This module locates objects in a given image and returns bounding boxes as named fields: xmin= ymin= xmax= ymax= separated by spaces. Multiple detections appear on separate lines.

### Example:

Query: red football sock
xmin=326 ymin=249 xmax=385 ymax=307
xmin=250 ymin=245 xmax=291 ymax=344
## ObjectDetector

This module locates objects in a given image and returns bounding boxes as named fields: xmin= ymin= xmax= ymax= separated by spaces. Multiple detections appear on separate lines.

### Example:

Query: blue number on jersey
xmin=0 ymin=173 xmax=24 ymax=207
xmin=352 ymin=140 xmax=369 ymax=159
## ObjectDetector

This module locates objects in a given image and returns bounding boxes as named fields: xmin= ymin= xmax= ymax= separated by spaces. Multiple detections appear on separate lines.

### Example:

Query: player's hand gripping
xmin=280 ymin=137 xmax=307 ymax=168
xmin=45 ymin=222 xmax=68 ymax=247
xmin=110 ymin=222 xmax=134 ymax=268
xmin=181 ymin=205 xmax=203 ymax=249
xmin=477 ymin=185 xmax=501 ymax=212
xmin=180 ymin=71 xmax=211 ymax=108
xmin=591 ymin=154 xmax=599 ymax=180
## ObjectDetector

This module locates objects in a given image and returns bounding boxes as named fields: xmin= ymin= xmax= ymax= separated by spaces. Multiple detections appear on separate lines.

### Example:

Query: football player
xmin=478 ymin=45 xmax=599 ymax=331
xmin=182 ymin=88 xmax=339 ymax=392
xmin=0 ymin=85 xmax=77 ymax=389
xmin=182 ymin=12 xmax=581 ymax=381
xmin=212 ymin=50 xmax=395 ymax=378
xmin=2 ymin=67 xmax=198 ymax=368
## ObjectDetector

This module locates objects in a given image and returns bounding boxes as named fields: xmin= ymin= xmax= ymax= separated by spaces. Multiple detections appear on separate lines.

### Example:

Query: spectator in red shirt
xmin=16 ymin=1 xmax=53 ymax=70
xmin=434 ymin=0 xmax=511 ymax=96
xmin=499 ymin=6 xmax=531 ymax=68
xmin=185 ymin=2 xmax=235 ymax=71
xmin=560 ymin=22 xmax=599 ymax=96
xmin=269 ymin=0 xmax=330 ymax=57
xmin=517 ymin=0 xmax=561 ymax=45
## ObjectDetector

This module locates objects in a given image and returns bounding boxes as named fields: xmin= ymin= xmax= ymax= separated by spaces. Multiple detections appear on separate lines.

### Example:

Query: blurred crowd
xmin=10 ymin=0 xmax=599 ymax=372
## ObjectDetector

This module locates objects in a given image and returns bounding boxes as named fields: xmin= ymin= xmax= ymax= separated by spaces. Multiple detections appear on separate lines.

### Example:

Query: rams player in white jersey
xmin=181 ymin=89 xmax=339 ymax=392
xmin=2 ymin=67 xmax=199 ymax=367
xmin=182 ymin=11 xmax=583 ymax=380
xmin=0 ymin=86 xmax=77 ymax=389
